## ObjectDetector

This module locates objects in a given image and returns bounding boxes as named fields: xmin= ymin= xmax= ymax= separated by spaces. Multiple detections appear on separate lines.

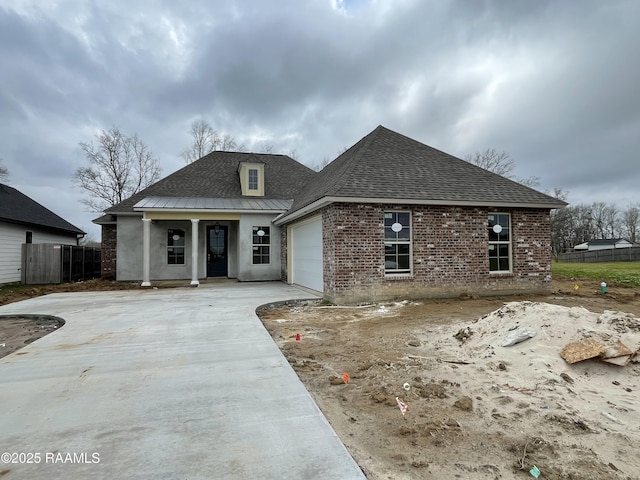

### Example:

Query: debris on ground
xmin=257 ymin=284 xmax=640 ymax=480
xmin=501 ymin=328 xmax=536 ymax=347
xmin=453 ymin=326 xmax=473 ymax=343
xmin=560 ymin=338 xmax=607 ymax=363
xmin=561 ymin=338 xmax=636 ymax=366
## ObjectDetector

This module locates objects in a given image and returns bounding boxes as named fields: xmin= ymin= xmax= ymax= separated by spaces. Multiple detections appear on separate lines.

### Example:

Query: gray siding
xmin=238 ymin=214 xmax=282 ymax=281
xmin=0 ymin=221 xmax=78 ymax=284
xmin=115 ymin=214 xmax=280 ymax=282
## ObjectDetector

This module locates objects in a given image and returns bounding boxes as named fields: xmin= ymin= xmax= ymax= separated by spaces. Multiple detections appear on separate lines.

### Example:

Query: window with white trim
xmin=384 ymin=211 xmax=411 ymax=274
xmin=488 ymin=213 xmax=511 ymax=272
xmin=248 ymin=169 xmax=259 ymax=190
xmin=252 ymin=226 xmax=270 ymax=264
xmin=167 ymin=229 xmax=185 ymax=264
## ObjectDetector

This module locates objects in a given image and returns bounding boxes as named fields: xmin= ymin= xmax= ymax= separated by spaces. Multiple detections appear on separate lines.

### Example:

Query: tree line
xmin=464 ymin=152 xmax=639 ymax=255
xmin=551 ymin=200 xmax=639 ymax=257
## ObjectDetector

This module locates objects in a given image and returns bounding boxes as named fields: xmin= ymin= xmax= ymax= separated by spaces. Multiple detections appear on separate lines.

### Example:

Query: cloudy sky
xmin=1 ymin=0 xmax=638 ymax=240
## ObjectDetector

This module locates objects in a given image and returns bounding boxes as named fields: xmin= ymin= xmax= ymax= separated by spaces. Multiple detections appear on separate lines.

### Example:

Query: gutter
xmin=274 ymin=196 xmax=568 ymax=226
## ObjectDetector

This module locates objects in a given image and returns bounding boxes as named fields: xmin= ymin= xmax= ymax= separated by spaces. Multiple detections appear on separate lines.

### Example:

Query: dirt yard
xmin=259 ymin=278 xmax=640 ymax=480
xmin=2 ymin=277 xmax=639 ymax=479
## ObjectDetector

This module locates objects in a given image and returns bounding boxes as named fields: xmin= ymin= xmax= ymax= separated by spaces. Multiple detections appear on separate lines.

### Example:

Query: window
xmin=384 ymin=211 xmax=411 ymax=274
xmin=239 ymin=162 xmax=264 ymax=196
xmin=252 ymin=226 xmax=270 ymax=264
xmin=25 ymin=231 xmax=33 ymax=244
xmin=167 ymin=229 xmax=185 ymax=264
xmin=488 ymin=213 xmax=511 ymax=272
xmin=248 ymin=169 xmax=259 ymax=190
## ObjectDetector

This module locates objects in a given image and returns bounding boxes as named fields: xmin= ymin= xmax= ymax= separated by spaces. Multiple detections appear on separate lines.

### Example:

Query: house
xmin=94 ymin=152 xmax=316 ymax=284
xmin=0 ymin=183 xmax=85 ymax=284
xmin=574 ymin=239 xmax=636 ymax=251
xmin=95 ymin=126 xmax=567 ymax=303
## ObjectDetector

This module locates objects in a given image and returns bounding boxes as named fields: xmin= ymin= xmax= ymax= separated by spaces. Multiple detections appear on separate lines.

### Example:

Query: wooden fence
xmin=559 ymin=247 xmax=640 ymax=263
xmin=21 ymin=244 xmax=101 ymax=285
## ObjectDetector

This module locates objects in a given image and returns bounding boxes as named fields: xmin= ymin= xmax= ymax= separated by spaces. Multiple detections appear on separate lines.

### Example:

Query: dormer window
xmin=248 ymin=169 xmax=259 ymax=190
xmin=238 ymin=162 xmax=265 ymax=196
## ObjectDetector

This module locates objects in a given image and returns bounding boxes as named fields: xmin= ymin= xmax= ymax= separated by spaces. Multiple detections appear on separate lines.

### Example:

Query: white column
xmin=141 ymin=218 xmax=152 ymax=287
xmin=190 ymin=219 xmax=200 ymax=286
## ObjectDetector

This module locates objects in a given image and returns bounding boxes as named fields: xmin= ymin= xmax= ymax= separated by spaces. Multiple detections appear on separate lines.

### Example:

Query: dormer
xmin=238 ymin=161 xmax=265 ymax=196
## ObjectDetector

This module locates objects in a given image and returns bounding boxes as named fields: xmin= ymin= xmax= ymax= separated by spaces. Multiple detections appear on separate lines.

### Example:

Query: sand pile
xmin=444 ymin=301 xmax=640 ymax=456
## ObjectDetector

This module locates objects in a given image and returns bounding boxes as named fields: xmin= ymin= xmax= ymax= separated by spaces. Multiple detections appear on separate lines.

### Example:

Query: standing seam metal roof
xmin=134 ymin=197 xmax=293 ymax=211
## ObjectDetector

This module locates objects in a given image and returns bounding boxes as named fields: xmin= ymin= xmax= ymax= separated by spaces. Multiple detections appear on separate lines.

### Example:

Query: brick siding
xmin=320 ymin=203 xmax=552 ymax=304
xmin=100 ymin=224 xmax=117 ymax=280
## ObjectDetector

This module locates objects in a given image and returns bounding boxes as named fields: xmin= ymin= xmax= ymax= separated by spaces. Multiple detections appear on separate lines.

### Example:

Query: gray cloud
xmin=0 ymin=0 xmax=638 ymax=239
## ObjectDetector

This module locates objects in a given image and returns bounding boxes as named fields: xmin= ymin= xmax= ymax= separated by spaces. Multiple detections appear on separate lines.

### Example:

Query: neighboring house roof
xmin=278 ymin=126 xmax=567 ymax=224
xmin=0 ymin=183 xmax=85 ymax=235
xmin=587 ymin=238 xmax=630 ymax=247
xmin=573 ymin=239 xmax=636 ymax=251
xmin=104 ymin=152 xmax=315 ymax=214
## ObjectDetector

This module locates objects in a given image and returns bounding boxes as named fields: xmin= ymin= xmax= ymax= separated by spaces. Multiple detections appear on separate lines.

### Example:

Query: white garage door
xmin=290 ymin=216 xmax=323 ymax=292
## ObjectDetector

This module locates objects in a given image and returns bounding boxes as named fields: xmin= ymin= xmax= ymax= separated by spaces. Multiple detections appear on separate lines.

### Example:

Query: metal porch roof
xmin=133 ymin=196 xmax=293 ymax=211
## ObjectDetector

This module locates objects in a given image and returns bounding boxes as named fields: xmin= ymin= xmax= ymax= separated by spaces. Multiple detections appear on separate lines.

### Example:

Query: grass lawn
xmin=552 ymin=261 xmax=640 ymax=287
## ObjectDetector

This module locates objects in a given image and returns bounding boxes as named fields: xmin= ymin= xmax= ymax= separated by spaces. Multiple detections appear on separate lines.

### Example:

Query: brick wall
xmin=322 ymin=203 xmax=552 ymax=303
xmin=100 ymin=224 xmax=117 ymax=280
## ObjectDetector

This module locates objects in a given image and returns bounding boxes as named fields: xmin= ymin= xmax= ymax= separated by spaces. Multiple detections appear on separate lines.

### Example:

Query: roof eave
xmin=133 ymin=207 xmax=289 ymax=214
xmin=275 ymin=196 xmax=567 ymax=226
xmin=0 ymin=217 xmax=85 ymax=235
xmin=101 ymin=211 xmax=142 ymax=217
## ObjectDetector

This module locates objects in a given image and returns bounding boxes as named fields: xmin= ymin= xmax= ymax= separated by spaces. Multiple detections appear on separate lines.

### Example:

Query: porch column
xmin=190 ymin=218 xmax=200 ymax=286
xmin=141 ymin=218 xmax=151 ymax=287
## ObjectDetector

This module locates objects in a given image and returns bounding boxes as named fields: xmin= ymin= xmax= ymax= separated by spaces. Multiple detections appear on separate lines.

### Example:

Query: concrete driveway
xmin=0 ymin=282 xmax=365 ymax=480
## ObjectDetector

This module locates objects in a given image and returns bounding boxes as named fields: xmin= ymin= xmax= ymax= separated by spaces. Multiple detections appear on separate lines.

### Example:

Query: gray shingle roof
xmin=588 ymin=238 xmax=627 ymax=246
xmin=285 ymin=126 xmax=567 ymax=218
xmin=0 ymin=183 xmax=85 ymax=235
xmin=104 ymin=151 xmax=316 ymax=214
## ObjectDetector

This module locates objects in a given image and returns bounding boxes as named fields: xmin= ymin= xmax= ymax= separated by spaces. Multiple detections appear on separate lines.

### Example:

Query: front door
xmin=207 ymin=226 xmax=228 ymax=277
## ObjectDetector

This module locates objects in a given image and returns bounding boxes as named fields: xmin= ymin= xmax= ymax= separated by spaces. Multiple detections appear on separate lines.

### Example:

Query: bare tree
xmin=549 ymin=193 xmax=639 ymax=258
xmin=549 ymin=188 xmax=570 ymax=259
xmin=603 ymin=203 xmax=619 ymax=238
xmin=0 ymin=158 xmax=9 ymax=183
xmin=465 ymin=148 xmax=514 ymax=177
xmin=79 ymin=232 xmax=100 ymax=247
xmin=589 ymin=202 xmax=609 ymax=239
xmin=73 ymin=127 xmax=161 ymax=212
xmin=259 ymin=143 xmax=274 ymax=154
xmin=313 ymin=146 xmax=350 ymax=172
xmin=180 ymin=120 xmax=243 ymax=164
xmin=621 ymin=204 xmax=640 ymax=242
xmin=465 ymin=148 xmax=540 ymax=187
xmin=314 ymin=156 xmax=331 ymax=172
xmin=221 ymin=133 xmax=243 ymax=152
xmin=180 ymin=120 xmax=215 ymax=164
xmin=287 ymin=149 xmax=299 ymax=160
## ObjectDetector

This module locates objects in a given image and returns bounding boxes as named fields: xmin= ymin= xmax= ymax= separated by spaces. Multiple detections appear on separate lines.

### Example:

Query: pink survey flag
xmin=396 ymin=397 xmax=408 ymax=416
